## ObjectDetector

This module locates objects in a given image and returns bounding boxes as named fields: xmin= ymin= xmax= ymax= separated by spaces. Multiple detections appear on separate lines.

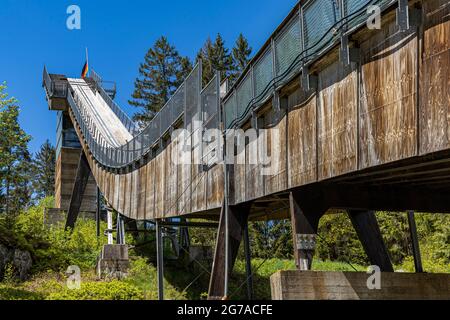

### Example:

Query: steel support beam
xmin=407 ymin=211 xmax=423 ymax=273
xmin=348 ymin=210 xmax=394 ymax=272
xmin=156 ymin=219 xmax=164 ymax=301
xmin=243 ymin=223 xmax=254 ymax=300
xmin=208 ymin=203 xmax=250 ymax=300
xmin=96 ymin=187 xmax=101 ymax=238
xmin=65 ymin=152 xmax=91 ymax=230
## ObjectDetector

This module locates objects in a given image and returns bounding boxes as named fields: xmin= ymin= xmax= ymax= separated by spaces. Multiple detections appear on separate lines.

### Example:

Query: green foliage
xmin=230 ymin=33 xmax=252 ymax=85
xmin=197 ymin=34 xmax=234 ymax=86
xmin=32 ymin=140 xmax=55 ymax=200
xmin=0 ymin=82 xmax=32 ymax=221
xmin=249 ymin=220 xmax=293 ymax=259
xmin=12 ymin=197 xmax=107 ymax=272
xmin=129 ymin=36 xmax=192 ymax=125
xmin=414 ymin=213 xmax=450 ymax=263
xmin=126 ymin=256 xmax=187 ymax=300
xmin=0 ymin=284 xmax=44 ymax=300
xmin=399 ymin=256 xmax=450 ymax=273
xmin=316 ymin=212 xmax=368 ymax=265
xmin=46 ymin=280 xmax=144 ymax=300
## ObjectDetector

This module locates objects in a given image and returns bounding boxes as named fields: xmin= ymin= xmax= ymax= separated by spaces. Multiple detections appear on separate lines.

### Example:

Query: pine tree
xmin=197 ymin=34 xmax=234 ymax=86
xmin=249 ymin=220 xmax=293 ymax=259
xmin=129 ymin=36 xmax=192 ymax=126
xmin=230 ymin=33 xmax=252 ymax=85
xmin=32 ymin=140 xmax=55 ymax=200
xmin=0 ymin=83 xmax=32 ymax=222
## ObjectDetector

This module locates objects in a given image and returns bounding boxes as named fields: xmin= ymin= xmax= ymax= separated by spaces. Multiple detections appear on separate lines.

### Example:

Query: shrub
xmin=46 ymin=280 xmax=144 ymax=300
xmin=126 ymin=256 xmax=187 ymax=300
xmin=12 ymin=197 xmax=108 ymax=273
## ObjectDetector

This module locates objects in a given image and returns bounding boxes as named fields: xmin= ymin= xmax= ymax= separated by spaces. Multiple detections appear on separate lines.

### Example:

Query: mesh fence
xmin=224 ymin=93 xmax=236 ymax=129
xmin=185 ymin=64 xmax=201 ymax=129
xmin=236 ymin=73 xmax=253 ymax=121
xmin=344 ymin=0 xmax=371 ymax=27
xmin=172 ymin=83 xmax=185 ymax=124
xmin=61 ymin=1 xmax=395 ymax=167
xmin=253 ymin=48 xmax=273 ymax=101
xmin=202 ymin=75 xmax=218 ymax=129
xmin=160 ymin=102 xmax=172 ymax=135
xmin=303 ymin=0 xmax=338 ymax=50
xmin=275 ymin=15 xmax=302 ymax=77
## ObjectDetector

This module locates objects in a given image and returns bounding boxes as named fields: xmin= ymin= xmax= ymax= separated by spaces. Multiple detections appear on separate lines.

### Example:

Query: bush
xmin=12 ymin=197 xmax=108 ymax=273
xmin=46 ymin=280 xmax=144 ymax=300
xmin=126 ymin=256 xmax=187 ymax=300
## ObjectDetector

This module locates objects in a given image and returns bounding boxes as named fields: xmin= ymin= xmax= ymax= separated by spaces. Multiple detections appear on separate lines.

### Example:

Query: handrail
xmin=46 ymin=0 xmax=398 ymax=170
xmin=90 ymin=69 xmax=139 ymax=135
xmin=223 ymin=0 xmax=395 ymax=129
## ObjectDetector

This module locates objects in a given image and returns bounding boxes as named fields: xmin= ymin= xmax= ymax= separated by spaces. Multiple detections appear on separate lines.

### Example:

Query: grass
xmin=0 ymin=257 xmax=448 ymax=300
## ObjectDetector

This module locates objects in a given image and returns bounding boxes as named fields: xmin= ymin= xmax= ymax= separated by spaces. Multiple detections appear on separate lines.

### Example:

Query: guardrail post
xmin=397 ymin=0 xmax=410 ymax=32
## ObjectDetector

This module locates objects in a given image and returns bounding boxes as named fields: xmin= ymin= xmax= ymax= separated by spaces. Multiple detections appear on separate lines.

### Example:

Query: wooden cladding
xmin=420 ymin=0 xmax=450 ymax=154
xmin=64 ymin=1 xmax=450 ymax=220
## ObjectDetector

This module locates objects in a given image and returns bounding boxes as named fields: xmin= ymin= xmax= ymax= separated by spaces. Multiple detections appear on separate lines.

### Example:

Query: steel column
xmin=96 ymin=187 xmax=101 ymax=238
xmin=407 ymin=211 xmax=423 ymax=273
xmin=243 ymin=223 xmax=254 ymax=300
xmin=156 ymin=219 xmax=164 ymax=300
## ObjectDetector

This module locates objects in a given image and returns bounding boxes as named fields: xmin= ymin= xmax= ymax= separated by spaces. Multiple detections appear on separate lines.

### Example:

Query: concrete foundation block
xmin=96 ymin=244 xmax=129 ymax=280
xmin=271 ymin=271 xmax=450 ymax=300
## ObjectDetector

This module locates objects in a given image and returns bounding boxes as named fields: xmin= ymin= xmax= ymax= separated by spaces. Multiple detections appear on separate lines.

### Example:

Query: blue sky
xmin=0 ymin=0 xmax=298 ymax=154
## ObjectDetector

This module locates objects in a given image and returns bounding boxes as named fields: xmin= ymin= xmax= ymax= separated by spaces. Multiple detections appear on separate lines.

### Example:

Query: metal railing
xmin=43 ymin=67 xmax=68 ymax=99
xmin=223 ymin=0 xmax=396 ymax=129
xmin=90 ymin=69 xmax=139 ymax=136
xmin=48 ymin=61 xmax=220 ymax=169
xmin=44 ymin=0 xmax=398 ymax=169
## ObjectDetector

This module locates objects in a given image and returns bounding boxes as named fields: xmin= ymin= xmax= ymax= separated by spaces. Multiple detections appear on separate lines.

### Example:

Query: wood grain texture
xmin=318 ymin=62 xmax=358 ymax=179
xmin=420 ymin=0 xmax=450 ymax=154
xmin=288 ymin=88 xmax=317 ymax=188
xmin=359 ymin=18 xmax=418 ymax=168
xmin=58 ymin=3 xmax=450 ymax=222
xmin=264 ymin=108 xmax=288 ymax=196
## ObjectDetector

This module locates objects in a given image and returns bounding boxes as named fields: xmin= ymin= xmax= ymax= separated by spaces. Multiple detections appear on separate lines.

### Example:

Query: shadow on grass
xmin=0 ymin=285 xmax=44 ymax=300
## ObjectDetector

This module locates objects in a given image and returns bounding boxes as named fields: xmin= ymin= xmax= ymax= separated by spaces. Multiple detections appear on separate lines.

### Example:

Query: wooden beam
xmin=65 ymin=152 xmax=91 ymax=230
xmin=208 ymin=203 xmax=250 ymax=300
xmin=300 ymin=183 xmax=450 ymax=213
xmin=289 ymin=192 xmax=326 ymax=270
xmin=348 ymin=210 xmax=394 ymax=272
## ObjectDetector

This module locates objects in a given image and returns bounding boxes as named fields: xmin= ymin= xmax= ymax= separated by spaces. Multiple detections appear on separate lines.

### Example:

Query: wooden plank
xmin=136 ymin=164 xmax=147 ymax=220
xmin=233 ymin=135 xmax=246 ymax=204
xmin=264 ymin=107 xmax=287 ymax=196
xmin=287 ymin=88 xmax=317 ymax=188
xmin=419 ymin=0 xmax=450 ymax=154
xmin=318 ymin=61 xmax=357 ymax=180
xmin=177 ymin=146 xmax=191 ymax=216
xmin=145 ymin=159 xmax=155 ymax=220
xmin=164 ymin=142 xmax=179 ymax=217
xmin=190 ymin=127 xmax=207 ymax=213
xmin=154 ymin=151 xmax=165 ymax=219
xmin=207 ymin=164 xmax=225 ymax=210
xmin=113 ymin=173 xmax=120 ymax=211
xmin=359 ymin=18 xmax=418 ymax=168
xmin=245 ymin=130 xmax=264 ymax=201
